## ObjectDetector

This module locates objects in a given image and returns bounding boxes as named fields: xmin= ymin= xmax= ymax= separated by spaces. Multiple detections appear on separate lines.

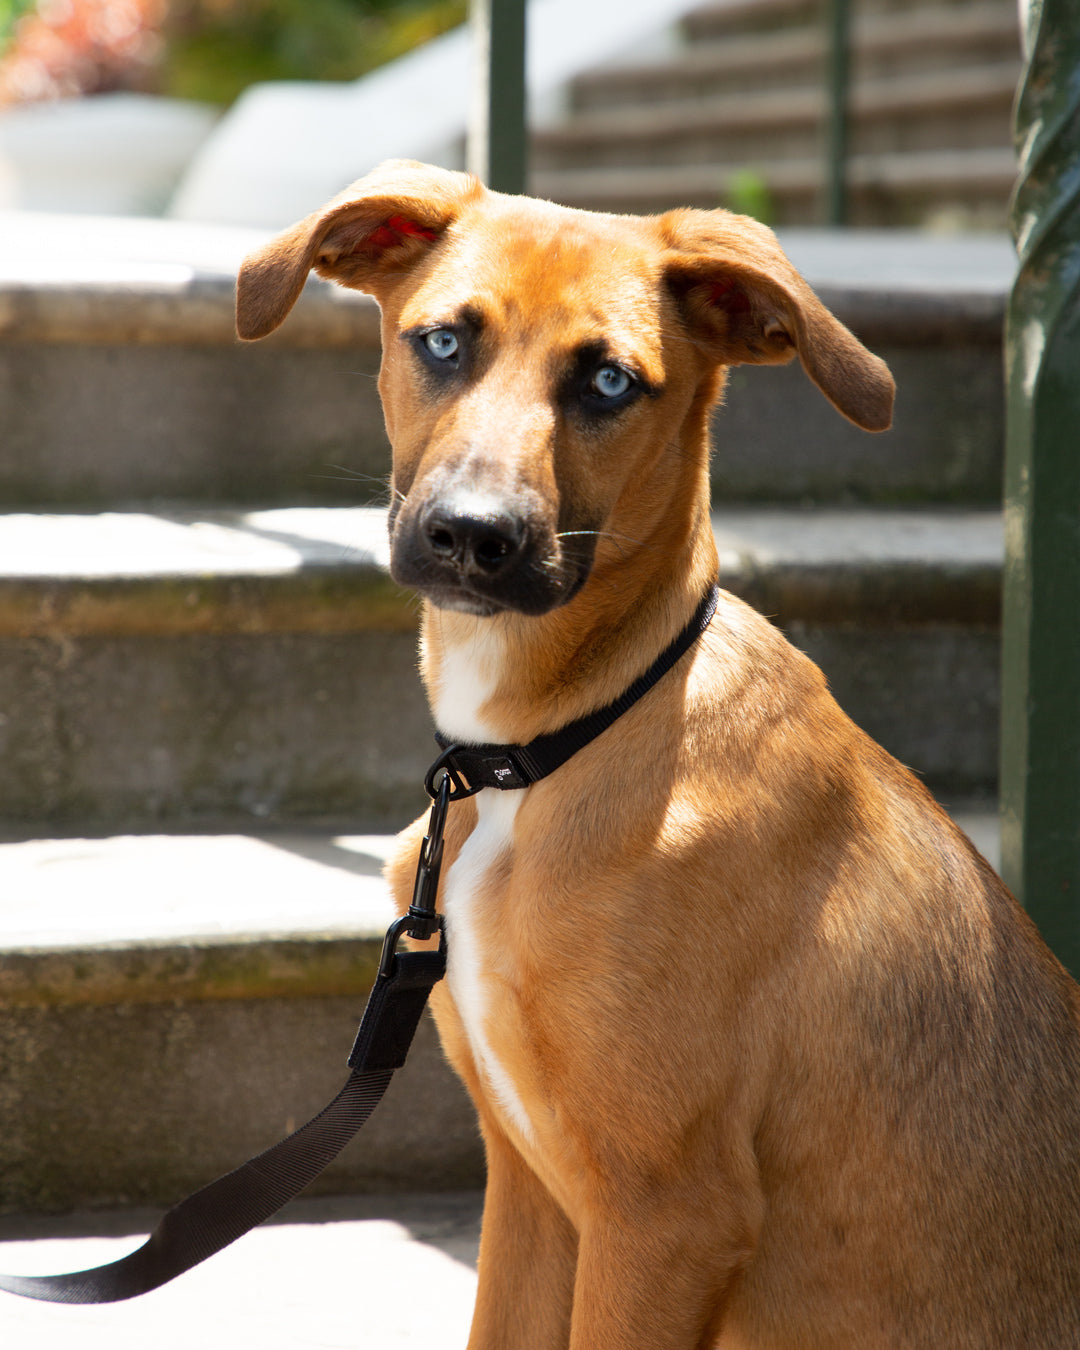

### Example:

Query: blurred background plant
xmin=0 ymin=0 xmax=165 ymax=102
xmin=0 ymin=0 xmax=467 ymax=107
xmin=724 ymin=168 xmax=776 ymax=227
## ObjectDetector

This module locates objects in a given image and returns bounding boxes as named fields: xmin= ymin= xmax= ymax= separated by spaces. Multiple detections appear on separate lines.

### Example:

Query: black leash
xmin=0 ymin=582 xmax=718 ymax=1305
xmin=0 ymin=780 xmax=451 ymax=1307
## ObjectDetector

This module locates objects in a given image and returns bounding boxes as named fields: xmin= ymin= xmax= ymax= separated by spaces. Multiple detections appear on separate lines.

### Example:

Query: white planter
xmin=169 ymin=0 xmax=691 ymax=229
xmin=0 ymin=92 xmax=219 ymax=216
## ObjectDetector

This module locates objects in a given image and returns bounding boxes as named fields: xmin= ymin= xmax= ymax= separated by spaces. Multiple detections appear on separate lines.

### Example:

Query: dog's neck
xmin=421 ymin=509 xmax=718 ymax=747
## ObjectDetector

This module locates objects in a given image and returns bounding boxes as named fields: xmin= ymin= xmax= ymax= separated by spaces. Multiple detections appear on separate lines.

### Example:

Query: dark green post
xmin=467 ymin=0 xmax=528 ymax=194
xmin=824 ymin=0 xmax=852 ymax=226
xmin=1001 ymin=0 xmax=1080 ymax=973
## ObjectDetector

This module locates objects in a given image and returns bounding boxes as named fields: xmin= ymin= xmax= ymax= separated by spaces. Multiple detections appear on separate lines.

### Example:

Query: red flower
xmin=0 ymin=0 xmax=168 ymax=104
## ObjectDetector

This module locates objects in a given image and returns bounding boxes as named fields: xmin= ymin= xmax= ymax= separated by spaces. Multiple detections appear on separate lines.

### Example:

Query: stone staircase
xmin=534 ymin=0 xmax=1021 ymax=227
xmin=0 ymin=187 xmax=1012 ymax=1210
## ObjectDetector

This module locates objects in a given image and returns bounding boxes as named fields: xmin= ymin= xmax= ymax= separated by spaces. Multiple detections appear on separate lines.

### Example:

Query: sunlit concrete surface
xmin=0 ymin=1192 xmax=482 ymax=1350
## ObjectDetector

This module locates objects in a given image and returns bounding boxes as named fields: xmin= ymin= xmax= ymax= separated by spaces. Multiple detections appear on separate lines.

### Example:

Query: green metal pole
xmin=1001 ymin=0 xmax=1080 ymax=973
xmin=824 ymin=0 xmax=852 ymax=226
xmin=467 ymin=0 xmax=528 ymax=194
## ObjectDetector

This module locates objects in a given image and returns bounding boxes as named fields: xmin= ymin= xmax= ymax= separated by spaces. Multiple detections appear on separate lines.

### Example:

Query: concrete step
xmin=682 ymin=0 xmax=1013 ymax=42
xmin=535 ymin=65 xmax=1018 ymax=174
xmin=535 ymin=145 xmax=1018 ymax=227
xmin=684 ymin=0 xmax=823 ymax=41
xmin=574 ymin=27 xmax=829 ymax=112
xmin=0 ymin=506 xmax=434 ymax=833
xmin=0 ymin=830 xmax=484 ymax=1214
xmin=851 ymin=3 xmax=1020 ymax=82
xmin=0 ymin=799 xmax=999 ymax=1216
xmin=545 ymin=0 xmax=1021 ymax=227
xmin=0 ymin=213 xmax=1012 ymax=507
xmin=0 ymin=504 xmax=1003 ymax=837
xmin=0 ymin=212 xmax=387 ymax=511
xmin=535 ymin=85 xmax=830 ymax=173
xmin=572 ymin=3 xmax=1019 ymax=113
xmin=0 ymin=1191 xmax=482 ymax=1349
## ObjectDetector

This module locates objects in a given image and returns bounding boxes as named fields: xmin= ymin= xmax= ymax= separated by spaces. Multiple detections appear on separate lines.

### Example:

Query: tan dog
xmin=237 ymin=161 xmax=1080 ymax=1349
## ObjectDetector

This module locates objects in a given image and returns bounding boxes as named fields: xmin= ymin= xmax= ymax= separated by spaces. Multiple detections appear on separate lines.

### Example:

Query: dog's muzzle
xmin=424 ymin=501 xmax=524 ymax=577
xmin=389 ymin=489 xmax=594 ymax=616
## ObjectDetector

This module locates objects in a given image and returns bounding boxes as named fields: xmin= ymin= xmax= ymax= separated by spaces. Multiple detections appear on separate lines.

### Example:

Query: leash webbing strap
xmin=0 ymin=905 xmax=448 ymax=1305
xmin=0 ymin=1065 xmax=395 ymax=1305
xmin=432 ymin=582 xmax=720 ymax=795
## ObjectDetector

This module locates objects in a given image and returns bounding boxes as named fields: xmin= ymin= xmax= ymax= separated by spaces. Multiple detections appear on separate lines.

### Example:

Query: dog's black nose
xmin=422 ymin=503 xmax=525 ymax=576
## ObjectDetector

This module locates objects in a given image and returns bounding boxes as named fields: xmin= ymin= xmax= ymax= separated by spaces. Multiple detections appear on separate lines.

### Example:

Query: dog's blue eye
xmin=424 ymin=329 xmax=459 ymax=360
xmin=592 ymin=365 xmax=632 ymax=399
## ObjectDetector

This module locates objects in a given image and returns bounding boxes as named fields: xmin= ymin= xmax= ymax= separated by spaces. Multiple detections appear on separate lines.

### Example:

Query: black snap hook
xmin=379 ymin=768 xmax=455 ymax=978
xmin=425 ymin=768 xmax=453 ymax=848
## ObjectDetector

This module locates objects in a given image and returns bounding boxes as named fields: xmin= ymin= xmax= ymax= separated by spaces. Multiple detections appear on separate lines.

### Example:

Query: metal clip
xmin=377 ymin=773 xmax=452 ymax=979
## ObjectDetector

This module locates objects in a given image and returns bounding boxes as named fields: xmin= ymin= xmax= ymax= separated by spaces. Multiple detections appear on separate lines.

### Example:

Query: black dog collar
xmin=428 ymin=581 xmax=720 ymax=799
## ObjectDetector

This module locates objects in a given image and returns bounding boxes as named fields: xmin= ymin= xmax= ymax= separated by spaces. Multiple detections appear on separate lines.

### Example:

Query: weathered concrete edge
xmin=0 ymin=798 xmax=1001 ymax=1010
xmin=735 ymin=559 xmax=1003 ymax=626
xmin=0 ymin=273 xmax=381 ymax=349
xmin=0 ymin=507 xmax=1004 ymax=636
xmin=0 ymin=567 xmax=418 ymax=638
xmin=0 ymin=273 xmax=1004 ymax=348
xmin=812 ymin=284 xmax=1005 ymax=347
xmin=0 ymin=931 xmax=387 ymax=1009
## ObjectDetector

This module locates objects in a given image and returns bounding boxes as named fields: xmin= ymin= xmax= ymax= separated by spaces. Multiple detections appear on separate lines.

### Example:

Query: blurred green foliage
xmin=0 ymin=0 xmax=34 ymax=48
xmin=162 ymin=0 xmax=467 ymax=105
xmin=724 ymin=168 xmax=776 ymax=226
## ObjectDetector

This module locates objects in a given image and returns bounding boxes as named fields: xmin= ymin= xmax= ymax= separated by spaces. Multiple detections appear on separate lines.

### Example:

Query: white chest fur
xmin=431 ymin=618 xmax=506 ymax=745
xmin=442 ymin=788 xmax=533 ymax=1140
xmin=430 ymin=618 xmax=536 ymax=1141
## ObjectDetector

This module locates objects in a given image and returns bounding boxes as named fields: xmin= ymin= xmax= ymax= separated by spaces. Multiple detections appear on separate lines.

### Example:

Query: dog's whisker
xmin=658 ymin=439 xmax=700 ymax=467
xmin=309 ymin=465 xmax=399 ymax=501
xmin=556 ymin=528 xmax=646 ymax=548
xmin=555 ymin=528 xmax=662 ymax=564
xmin=324 ymin=464 xmax=382 ymax=479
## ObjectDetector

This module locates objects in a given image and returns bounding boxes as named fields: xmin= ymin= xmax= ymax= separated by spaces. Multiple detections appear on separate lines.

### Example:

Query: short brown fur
xmin=238 ymin=161 xmax=1080 ymax=1349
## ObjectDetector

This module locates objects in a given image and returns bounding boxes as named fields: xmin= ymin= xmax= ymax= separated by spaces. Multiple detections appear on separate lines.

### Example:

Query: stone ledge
xmin=0 ymin=507 xmax=414 ymax=636
xmin=536 ymin=156 xmax=1018 ymax=258
xmin=714 ymin=507 xmax=1003 ymax=624
xmin=0 ymin=799 xmax=1000 ymax=1010
xmin=0 ymin=823 xmax=480 ymax=1210
xmin=0 ymin=505 xmax=1004 ymax=636
xmin=0 ymin=216 xmax=1011 ymax=508
xmin=0 ymin=269 xmax=1003 ymax=349
xmin=0 ymin=272 xmax=379 ymax=348
xmin=0 ymin=994 xmax=482 ymax=1211
xmin=0 ymin=934 xmax=385 ymax=1009
xmin=0 ymin=831 xmax=401 ymax=1007
xmin=0 ymin=210 xmax=1013 ymax=349
xmin=0 ymin=507 xmax=1004 ymax=825
xmin=0 ymin=211 xmax=377 ymax=348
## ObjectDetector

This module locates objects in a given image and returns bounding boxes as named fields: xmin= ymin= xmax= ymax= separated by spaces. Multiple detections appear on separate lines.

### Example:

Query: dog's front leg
xmin=467 ymin=1122 xmax=577 ymax=1350
xmin=567 ymin=1196 xmax=756 ymax=1350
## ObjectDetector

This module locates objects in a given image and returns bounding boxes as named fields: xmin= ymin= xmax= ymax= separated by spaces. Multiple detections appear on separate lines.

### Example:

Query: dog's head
xmin=238 ymin=160 xmax=894 ymax=618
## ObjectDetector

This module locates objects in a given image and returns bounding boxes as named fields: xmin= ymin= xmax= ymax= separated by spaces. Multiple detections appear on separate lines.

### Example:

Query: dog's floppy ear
xmin=659 ymin=208 xmax=894 ymax=432
xmin=236 ymin=160 xmax=482 ymax=341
